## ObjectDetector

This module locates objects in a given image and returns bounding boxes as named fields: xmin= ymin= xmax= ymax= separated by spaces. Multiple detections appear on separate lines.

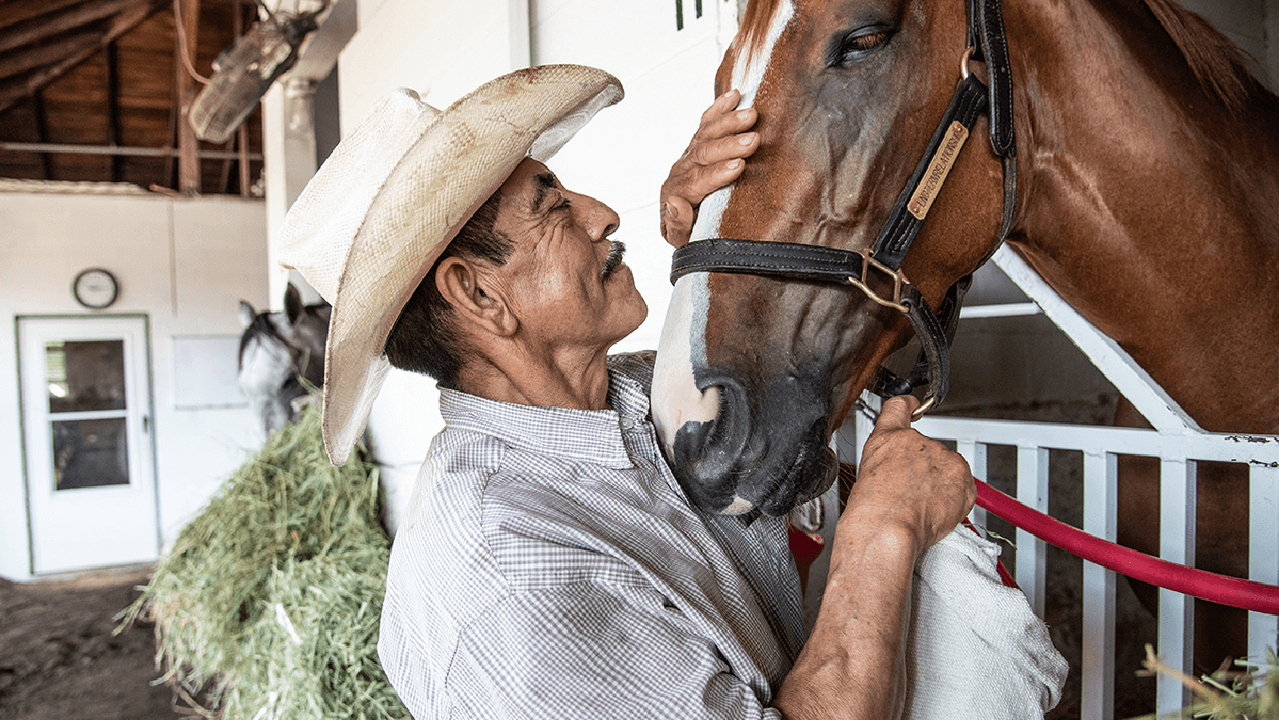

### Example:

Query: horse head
xmin=652 ymin=0 xmax=1013 ymax=516
xmin=237 ymin=282 xmax=331 ymax=439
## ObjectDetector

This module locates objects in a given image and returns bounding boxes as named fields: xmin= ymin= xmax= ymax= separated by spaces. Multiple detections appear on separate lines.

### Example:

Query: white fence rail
xmin=836 ymin=245 xmax=1279 ymax=719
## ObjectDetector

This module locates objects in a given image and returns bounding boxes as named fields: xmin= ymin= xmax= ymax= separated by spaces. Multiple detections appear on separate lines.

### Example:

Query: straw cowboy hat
xmin=278 ymin=65 xmax=624 ymax=465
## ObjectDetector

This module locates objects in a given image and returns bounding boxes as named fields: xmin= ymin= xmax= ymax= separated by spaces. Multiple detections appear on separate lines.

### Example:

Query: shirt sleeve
xmin=445 ymin=582 xmax=784 ymax=720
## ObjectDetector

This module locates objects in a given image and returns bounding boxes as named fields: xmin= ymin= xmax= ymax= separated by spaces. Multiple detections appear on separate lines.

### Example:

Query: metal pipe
xmin=0 ymin=141 xmax=263 ymax=161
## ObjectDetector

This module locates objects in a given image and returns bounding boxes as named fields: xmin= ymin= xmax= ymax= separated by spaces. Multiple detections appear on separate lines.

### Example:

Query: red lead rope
xmin=975 ymin=479 xmax=1279 ymax=615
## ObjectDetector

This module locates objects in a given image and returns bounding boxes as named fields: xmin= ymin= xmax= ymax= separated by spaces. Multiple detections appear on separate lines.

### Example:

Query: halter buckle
xmin=912 ymin=393 xmax=936 ymax=421
xmin=846 ymin=248 xmax=911 ymax=314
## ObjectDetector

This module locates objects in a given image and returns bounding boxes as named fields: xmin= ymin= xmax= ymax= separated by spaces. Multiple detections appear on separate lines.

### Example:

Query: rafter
xmin=32 ymin=90 xmax=52 ymax=180
xmin=176 ymin=0 xmax=201 ymax=193
xmin=0 ymin=30 xmax=102 ymax=81
xmin=0 ymin=0 xmax=165 ymax=115
xmin=0 ymin=0 xmax=96 ymax=33
xmin=0 ymin=0 xmax=140 ymax=55
xmin=107 ymin=41 xmax=122 ymax=181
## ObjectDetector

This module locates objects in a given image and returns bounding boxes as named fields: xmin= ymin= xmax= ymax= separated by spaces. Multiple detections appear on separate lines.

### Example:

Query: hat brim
xmin=320 ymin=65 xmax=623 ymax=464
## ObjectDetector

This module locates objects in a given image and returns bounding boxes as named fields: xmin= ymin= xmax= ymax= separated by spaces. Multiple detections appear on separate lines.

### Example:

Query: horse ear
xmin=239 ymin=301 xmax=257 ymax=328
xmin=284 ymin=282 xmax=303 ymax=325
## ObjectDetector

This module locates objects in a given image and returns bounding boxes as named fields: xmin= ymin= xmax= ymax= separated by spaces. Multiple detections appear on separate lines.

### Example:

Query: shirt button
xmin=620 ymin=417 xmax=635 ymax=430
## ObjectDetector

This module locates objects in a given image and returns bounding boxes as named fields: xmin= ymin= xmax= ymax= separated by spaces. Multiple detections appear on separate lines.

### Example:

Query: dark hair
xmin=383 ymin=189 xmax=512 ymax=385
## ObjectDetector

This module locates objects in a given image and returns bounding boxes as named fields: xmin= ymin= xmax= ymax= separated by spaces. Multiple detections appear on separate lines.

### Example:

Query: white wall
xmin=0 ymin=187 xmax=269 ymax=581
xmin=334 ymin=0 xmax=529 ymax=531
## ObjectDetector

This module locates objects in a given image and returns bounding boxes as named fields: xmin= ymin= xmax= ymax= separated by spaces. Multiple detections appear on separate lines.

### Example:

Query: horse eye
xmin=826 ymin=27 xmax=894 ymax=66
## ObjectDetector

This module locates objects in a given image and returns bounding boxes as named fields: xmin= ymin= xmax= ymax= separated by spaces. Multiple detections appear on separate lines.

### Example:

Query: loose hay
xmin=119 ymin=402 xmax=409 ymax=720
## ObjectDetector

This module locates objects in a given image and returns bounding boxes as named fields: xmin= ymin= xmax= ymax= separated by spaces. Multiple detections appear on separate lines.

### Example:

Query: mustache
xmin=601 ymin=240 xmax=626 ymax=279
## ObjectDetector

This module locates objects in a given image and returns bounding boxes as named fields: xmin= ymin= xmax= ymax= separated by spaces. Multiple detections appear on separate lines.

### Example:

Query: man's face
xmin=488 ymin=158 xmax=647 ymax=351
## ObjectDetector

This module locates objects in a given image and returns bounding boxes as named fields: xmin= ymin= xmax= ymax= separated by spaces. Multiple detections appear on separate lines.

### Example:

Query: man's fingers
xmin=874 ymin=395 xmax=921 ymax=432
xmin=660 ymin=90 xmax=757 ymax=248
xmin=660 ymin=156 xmax=746 ymax=247
xmin=661 ymin=197 xmax=694 ymax=247
xmin=699 ymin=89 xmax=741 ymax=124
xmin=695 ymin=107 xmax=757 ymax=144
xmin=686 ymin=131 xmax=759 ymax=167
xmin=674 ymin=152 xmax=748 ymax=199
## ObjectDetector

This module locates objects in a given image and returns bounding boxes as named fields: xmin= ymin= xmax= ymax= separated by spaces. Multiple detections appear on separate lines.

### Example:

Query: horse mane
xmin=1140 ymin=0 xmax=1260 ymax=113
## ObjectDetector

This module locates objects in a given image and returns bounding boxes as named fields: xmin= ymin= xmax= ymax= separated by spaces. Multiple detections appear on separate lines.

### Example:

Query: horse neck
xmin=1004 ymin=0 xmax=1279 ymax=432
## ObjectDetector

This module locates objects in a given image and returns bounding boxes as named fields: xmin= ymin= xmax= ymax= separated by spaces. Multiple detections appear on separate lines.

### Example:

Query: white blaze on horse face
xmin=689 ymin=0 xmax=793 ymax=244
xmin=732 ymin=0 xmax=793 ymax=107
xmin=652 ymin=274 xmax=720 ymax=457
xmin=651 ymin=0 xmax=792 ymax=512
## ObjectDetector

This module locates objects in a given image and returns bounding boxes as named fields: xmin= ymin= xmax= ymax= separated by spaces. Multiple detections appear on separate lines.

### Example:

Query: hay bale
xmin=121 ymin=402 xmax=409 ymax=720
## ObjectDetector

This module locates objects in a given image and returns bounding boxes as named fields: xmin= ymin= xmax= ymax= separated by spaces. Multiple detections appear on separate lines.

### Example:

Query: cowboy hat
xmin=278 ymin=65 xmax=624 ymax=465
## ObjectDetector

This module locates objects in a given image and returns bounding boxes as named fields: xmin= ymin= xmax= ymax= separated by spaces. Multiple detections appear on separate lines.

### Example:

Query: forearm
xmin=773 ymin=509 xmax=920 ymax=720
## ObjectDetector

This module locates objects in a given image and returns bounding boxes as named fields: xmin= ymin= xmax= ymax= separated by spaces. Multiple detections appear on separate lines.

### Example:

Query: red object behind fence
xmin=975 ymin=479 xmax=1279 ymax=615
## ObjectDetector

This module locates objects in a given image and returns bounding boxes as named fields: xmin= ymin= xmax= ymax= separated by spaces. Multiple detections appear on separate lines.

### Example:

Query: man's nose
xmin=568 ymin=191 xmax=620 ymax=241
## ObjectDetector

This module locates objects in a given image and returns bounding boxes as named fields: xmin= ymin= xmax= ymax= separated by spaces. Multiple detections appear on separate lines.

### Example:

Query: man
xmin=280 ymin=66 xmax=1063 ymax=719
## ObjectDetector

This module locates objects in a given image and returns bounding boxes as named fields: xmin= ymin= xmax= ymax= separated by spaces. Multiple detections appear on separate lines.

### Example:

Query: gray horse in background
xmin=238 ymin=283 xmax=331 ymax=440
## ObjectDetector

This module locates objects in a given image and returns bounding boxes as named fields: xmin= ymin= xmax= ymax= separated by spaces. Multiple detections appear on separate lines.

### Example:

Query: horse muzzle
xmin=653 ymin=366 xmax=838 ymax=517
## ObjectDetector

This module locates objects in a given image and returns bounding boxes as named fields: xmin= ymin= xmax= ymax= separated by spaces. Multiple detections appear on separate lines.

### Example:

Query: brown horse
xmin=650 ymin=0 xmax=1279 ymax=670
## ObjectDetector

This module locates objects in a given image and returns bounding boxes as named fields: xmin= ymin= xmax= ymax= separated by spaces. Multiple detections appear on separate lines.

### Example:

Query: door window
xmin=44 ymin=340 xmax=131 ymax=490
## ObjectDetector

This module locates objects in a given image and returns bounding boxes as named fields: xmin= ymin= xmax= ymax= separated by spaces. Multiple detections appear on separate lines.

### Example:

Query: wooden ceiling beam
xmin=32 ymin=90 xmax=53 ymax=180
xmin=0 ymin=0 xmax=164 ymax=116
xmin=0 ymin=30 xmax=102 ymax=81
xmin=0 ymin=0 xmax=140 ymax=56
xmin=107 ymin=41 xmax=123 ymax=181
xmin=0 ymin=0 xmax=96 ymax=33
xmin=175 ymin=0 xmax=201 ymax=193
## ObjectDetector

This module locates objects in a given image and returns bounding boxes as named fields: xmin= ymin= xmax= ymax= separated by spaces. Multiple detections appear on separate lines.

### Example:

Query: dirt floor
xmin=0 ymin=566 xmax=181 ymax=720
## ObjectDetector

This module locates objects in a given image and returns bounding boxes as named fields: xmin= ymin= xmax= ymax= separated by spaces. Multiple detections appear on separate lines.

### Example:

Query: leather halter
xmin=670 ymin=0 xmax=1018 ymax=418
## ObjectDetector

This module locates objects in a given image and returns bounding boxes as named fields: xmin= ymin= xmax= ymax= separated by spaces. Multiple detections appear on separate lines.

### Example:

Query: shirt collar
xmin=438 ymin=360 xmax=652 ymax=470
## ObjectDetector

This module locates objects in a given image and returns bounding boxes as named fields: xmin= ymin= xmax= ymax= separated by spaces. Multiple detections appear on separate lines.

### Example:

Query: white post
xmin=1249 ymin=464 xmax=1279 ymax=663
xmin=957 ymin=440 xmax=988 ymax=530
xmin=1081 ymin=450 xmax=1117 ymax=720
xmin=1016 ymin=445 xmax=1049 ymax=618
xmin=844 ymin=393 xmax=881 ymax=469
xmin=263 ymin=77 xmax=321 ymax=309
xmin=1156 ymin=457 xmax=1196 ymax=716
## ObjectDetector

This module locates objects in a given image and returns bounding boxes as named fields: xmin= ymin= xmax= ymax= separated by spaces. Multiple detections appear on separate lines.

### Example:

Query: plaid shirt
xmin=379 ymin=352 xmax=804 ymax=719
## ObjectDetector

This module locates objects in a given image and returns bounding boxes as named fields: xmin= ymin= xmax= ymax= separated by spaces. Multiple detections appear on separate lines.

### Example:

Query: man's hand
xmin=848 ymin=395 xmax=976 ymax=554
xmin=660 ymin=89 xmax=759 ymax=247
xmin=776 ymin=395 xmax=974 ymax=720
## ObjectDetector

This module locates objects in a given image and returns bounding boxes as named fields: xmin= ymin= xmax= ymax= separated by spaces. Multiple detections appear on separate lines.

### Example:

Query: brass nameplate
xmin=907 ymin=121 xmax=969 ymax=220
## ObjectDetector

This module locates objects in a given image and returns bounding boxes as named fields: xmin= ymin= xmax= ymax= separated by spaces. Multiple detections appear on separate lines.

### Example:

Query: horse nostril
xmin=703 ymin=377 xmax=750 ymax=454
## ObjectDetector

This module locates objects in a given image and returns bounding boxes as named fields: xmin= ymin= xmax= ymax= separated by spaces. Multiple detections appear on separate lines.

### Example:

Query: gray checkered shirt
xmin=379 ymin=351 xmax=804 ymax=719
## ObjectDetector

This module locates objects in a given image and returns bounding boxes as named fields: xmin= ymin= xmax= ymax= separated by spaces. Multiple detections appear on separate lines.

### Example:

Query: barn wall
xmin=333 ymin=0 xmax=525 ymax=532
xmin=0 ymin=188 xmax=269 ymax=581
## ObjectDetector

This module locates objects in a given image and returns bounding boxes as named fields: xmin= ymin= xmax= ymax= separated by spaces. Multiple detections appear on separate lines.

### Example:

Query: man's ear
xmin=435 ymin=257 xmax=517 ymax=337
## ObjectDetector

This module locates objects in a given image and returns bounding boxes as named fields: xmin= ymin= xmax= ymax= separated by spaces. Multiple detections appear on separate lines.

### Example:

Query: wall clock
xmin=72 ymin=268 xmax=119 ymax=309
